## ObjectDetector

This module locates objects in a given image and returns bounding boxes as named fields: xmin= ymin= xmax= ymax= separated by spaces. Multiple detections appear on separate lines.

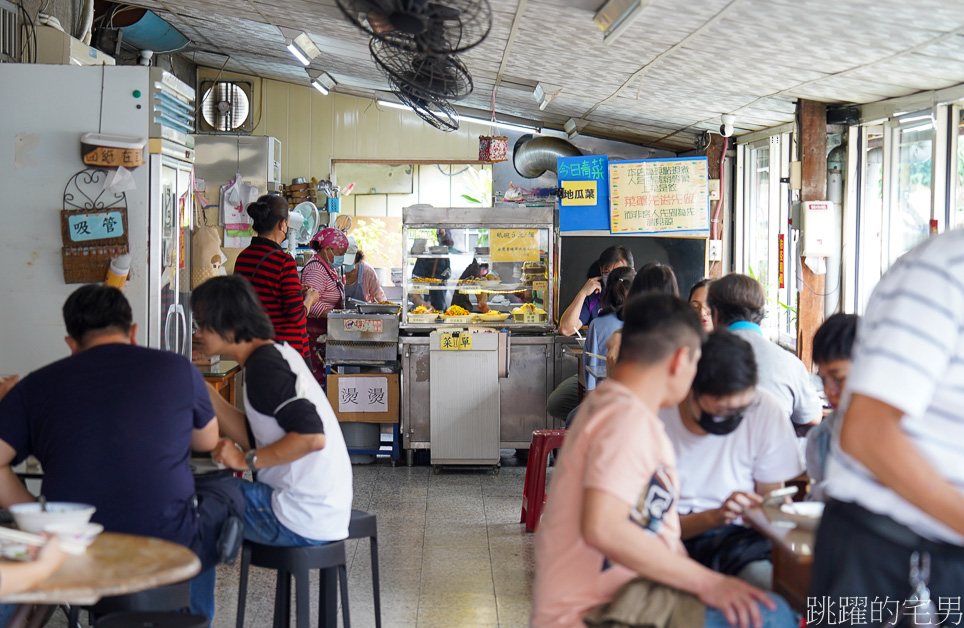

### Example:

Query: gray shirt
xmin=730 ymin=325 xmax=822 ymax=425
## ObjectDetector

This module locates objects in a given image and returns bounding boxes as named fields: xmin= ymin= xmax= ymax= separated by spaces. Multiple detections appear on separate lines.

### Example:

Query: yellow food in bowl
xmin=444 ymin=305 xmax=470 ymax=316
xmin=412 ymin=305 xmax=434 ymax=314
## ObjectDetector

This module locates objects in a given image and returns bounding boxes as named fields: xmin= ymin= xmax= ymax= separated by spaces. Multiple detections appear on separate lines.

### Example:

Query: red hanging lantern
xmin=478 ymin=136 xmax=508 ymax=162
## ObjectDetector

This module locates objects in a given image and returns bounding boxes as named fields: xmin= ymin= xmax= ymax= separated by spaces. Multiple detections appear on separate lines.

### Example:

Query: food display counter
xmin=398 ymin=205 xmax=558 ymax=467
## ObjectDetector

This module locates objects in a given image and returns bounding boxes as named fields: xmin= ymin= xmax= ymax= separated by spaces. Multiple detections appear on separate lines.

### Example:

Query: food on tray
xmin=411 ymin=305 xmax=435 ymax=314
xmin=443 ymin=305 xmax=470 ymax=316
xmin=483 ymin=273 xmax=499 ymax=281
xmin=458 ymin=277 xmax=482 ymax=284
xmin=412 ymin=276 xmax=444 ymax=284
xmin=512 ymin=303 xmax=546 ymax=315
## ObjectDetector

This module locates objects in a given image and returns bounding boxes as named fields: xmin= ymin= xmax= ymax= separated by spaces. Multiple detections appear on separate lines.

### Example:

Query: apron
xmin=304 ymin=257 xmax=344 ymax=387
xmin=344 ymin=262 xmax=369 ymax=303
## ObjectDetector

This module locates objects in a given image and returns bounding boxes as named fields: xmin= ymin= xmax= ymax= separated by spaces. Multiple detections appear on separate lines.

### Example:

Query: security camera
xmin=720 ymin=114 xmax=735 ymax=138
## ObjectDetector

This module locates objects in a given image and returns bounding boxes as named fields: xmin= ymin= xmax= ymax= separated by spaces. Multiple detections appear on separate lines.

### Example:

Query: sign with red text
xmin=609 ymin=157 xmax=710 ymax=234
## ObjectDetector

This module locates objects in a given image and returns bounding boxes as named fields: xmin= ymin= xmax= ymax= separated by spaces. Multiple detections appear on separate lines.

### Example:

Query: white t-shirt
xmin=826 ymin=228 xmax=964 ymax=544
xmin=659 ymin=388 xmax=803 ymax=515
xmin=243 ymin=342 xmax=353 ymax=541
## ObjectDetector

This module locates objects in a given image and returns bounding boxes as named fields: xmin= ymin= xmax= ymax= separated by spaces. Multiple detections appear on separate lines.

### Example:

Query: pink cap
xmin=311 ymin=228 xmax=349 ymax=249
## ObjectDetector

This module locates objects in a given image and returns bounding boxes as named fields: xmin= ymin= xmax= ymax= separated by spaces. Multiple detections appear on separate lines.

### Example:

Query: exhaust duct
xmin=512 ymin=135 xmax=582 ymax=179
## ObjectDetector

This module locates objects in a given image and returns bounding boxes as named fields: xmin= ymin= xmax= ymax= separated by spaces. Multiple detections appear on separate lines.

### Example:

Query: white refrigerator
xmin=0 ymin=65 xmax=196 ymax=376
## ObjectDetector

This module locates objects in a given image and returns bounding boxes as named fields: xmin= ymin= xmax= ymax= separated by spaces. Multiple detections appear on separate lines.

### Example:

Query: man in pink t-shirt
xmin=532 ymin=294 xmax=796 ymax=628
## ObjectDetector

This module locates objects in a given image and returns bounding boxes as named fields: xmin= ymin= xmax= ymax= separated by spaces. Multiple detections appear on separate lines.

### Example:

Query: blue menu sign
xmin=67 ymin=211 xmax=126 ymax=242
xmin=557 ymin=155 xmax=609 ymax=232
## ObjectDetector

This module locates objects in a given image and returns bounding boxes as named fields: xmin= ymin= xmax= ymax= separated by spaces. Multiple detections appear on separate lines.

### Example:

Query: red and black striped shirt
xmin=234 ymin=237 xmax=309 ymax=357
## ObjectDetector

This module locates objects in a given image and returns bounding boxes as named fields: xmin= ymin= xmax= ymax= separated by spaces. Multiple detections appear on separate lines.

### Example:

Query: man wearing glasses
xmin=660 ymin=331 xmax=803 ymax=590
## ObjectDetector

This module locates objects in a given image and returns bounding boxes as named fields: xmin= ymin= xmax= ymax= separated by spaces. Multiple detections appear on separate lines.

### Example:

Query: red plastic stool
xmin=521 ymin=429 xmax=567 ymax=533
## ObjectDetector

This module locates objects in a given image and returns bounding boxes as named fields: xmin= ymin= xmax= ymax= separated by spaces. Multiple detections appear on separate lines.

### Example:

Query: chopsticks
xmin=0 ymin=526 xmax=46 ymax=547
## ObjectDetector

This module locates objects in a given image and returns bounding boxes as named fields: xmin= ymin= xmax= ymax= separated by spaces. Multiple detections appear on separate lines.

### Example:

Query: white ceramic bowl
xmin=9 ymin=502 xmax=96 ymax=534
xmin=779 ymin=502 xmax=825 ymax=529
xmin=44 ymin=522 xmax=104 ymax=554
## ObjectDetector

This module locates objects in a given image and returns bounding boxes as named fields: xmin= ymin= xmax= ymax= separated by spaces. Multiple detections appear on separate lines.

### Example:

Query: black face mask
xmin=695 ymin=410 xmax=746 ymax=435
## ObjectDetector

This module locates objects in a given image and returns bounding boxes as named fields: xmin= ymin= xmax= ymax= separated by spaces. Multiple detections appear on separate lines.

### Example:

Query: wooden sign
xmin=83 ymin=145 xmax=145 ymax=168
xmin=609 ymin=157 xmax=710 ymax=234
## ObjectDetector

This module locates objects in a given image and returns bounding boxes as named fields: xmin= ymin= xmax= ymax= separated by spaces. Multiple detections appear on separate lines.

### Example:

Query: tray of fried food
xmin=408 ymin=305 xmax=440 ymax=323
xmin=440 ymin=305 xmax=475 ymax=324
xmin=511 ymin=302 xmax=548 ymax=322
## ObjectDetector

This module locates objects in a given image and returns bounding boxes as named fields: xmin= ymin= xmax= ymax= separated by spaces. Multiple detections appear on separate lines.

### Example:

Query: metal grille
xmin=0 ymin=0 xmax=18 ymax=63
xmin=326 ymin=340 xmax=398 ymax=362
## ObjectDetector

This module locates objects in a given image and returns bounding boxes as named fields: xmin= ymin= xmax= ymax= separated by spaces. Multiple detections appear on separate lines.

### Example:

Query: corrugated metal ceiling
xmin=128 ymin=0 xmax=964 ymax=150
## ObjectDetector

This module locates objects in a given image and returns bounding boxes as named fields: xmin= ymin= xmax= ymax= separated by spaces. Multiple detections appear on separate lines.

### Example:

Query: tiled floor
xmin=209 ymin=457 xmax=535 ymax=627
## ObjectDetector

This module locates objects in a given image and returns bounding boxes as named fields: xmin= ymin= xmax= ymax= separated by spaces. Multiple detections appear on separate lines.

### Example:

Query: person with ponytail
xmin=302 ymin=228 xmax=349 ymax=385
xmin=234 ymin=195 xmax=318 ymax=361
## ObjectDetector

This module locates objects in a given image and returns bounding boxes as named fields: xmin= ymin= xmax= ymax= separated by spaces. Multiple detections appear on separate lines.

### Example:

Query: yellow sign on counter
xmin=560 ymin=180 xmax=598 ymax=206
xmin=491 ymin=229 xmax=539 ymax=262
xmin=609 ymin=157 xmax=710 ymax=234
xmin=439 ymin=332 xmax=472 ymax=350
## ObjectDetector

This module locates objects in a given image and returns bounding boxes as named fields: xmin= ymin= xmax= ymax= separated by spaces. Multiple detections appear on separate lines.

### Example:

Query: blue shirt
xmin=578 ymin=293 xmax=603 ymax=328
xmin=0 ymin=344 xmax=213 ymax=548
xmin=584 ymin=313 xmax=623 ymax=390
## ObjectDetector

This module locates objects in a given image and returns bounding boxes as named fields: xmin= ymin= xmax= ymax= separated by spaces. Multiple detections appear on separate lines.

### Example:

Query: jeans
xmin=189 ymin=568 xmax=216 ymax=625
xmin=704 ymin=593 xmax=798 ymax=628
xmin=226 ymin=478 xmax=330 ymax=547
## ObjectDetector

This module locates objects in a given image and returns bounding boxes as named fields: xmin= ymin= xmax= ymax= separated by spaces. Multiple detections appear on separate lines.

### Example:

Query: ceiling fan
xmin=336 ymin=0 xmax=492 ymax=54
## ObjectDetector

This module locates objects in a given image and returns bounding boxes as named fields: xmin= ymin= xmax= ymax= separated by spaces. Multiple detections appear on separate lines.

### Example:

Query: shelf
xmin=408 ymin=283 xmax=526 ymax=291
xmin=408 ymin=254 xmax=490 ymax=260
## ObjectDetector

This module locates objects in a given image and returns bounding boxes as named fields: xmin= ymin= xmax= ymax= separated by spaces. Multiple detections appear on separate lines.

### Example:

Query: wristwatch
xmin=245 ymin=449 xmax=258 ymax=472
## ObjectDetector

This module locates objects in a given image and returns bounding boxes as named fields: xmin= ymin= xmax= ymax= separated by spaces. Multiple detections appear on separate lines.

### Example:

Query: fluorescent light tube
xmin=286 ymin=40 xmax=311 ymax=66
xmin=312 ymin=79 xmax=329 ymax=95
xmin=376 ymin=100 xmax=539 ymax=133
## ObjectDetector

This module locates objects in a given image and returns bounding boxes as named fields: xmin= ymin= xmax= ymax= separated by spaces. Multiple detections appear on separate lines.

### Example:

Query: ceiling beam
xmin=490 ymin=0 xmax=529 ymax=115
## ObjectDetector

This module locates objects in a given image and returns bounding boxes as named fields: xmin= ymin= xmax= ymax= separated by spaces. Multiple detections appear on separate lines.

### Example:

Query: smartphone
xmin=763 ymin=486 xmax=798 ymax=505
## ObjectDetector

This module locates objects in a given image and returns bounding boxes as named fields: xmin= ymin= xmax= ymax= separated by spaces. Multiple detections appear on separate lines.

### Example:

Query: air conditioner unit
xmin=35 ymin=24 xmax=115 ymax=66
xmin=197 ymin=80 xmax=254 ymax=134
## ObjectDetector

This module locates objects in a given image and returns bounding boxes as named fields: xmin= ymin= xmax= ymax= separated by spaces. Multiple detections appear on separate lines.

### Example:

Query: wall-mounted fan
xmin=198 ymin=80 xmax=254 ymax=134
xmin=370 ymin=36 xmax=473 ymax=101
xmin=391 ymin=79 xmax=459 ymax=132
xmin=336 ymin=0 xmax=492 ymax=54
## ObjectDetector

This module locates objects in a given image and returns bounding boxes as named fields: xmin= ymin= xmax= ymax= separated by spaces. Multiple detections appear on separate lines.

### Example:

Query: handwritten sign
xmin=66 ymin=211 xmax=126 ymax=242
xmin=439 ymin=332 xmax=472 ymax=350
xmin=491 ymin=229 xmax=539 ymax=262
xmin=558 ymin=155 xmax=609 ymax=232
xmin=344 ymin=318 xmax=384 ymax=333
xmin=338 ymin=376 xmax=389 ymax=413
xmin=609 ymin=157 xmax=710 ymax=234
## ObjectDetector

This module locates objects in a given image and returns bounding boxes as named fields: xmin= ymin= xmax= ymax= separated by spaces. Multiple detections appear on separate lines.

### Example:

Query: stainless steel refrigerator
xmin=0 ymin=65 xmax=196 ymax=375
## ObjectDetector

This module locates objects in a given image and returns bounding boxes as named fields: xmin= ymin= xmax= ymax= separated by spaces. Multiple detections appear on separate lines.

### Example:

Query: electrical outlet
xmin=708 ymin=240 xmax=723 ymax=261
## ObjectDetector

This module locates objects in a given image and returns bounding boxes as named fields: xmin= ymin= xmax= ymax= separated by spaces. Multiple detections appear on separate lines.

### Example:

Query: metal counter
xmin=400 ymin=334 xmax=567 ymax=464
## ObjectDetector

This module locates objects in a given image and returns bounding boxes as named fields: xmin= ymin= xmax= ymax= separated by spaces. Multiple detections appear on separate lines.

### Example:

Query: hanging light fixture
xmin=307 ymin=69 xmax=335 ymax=95
xmin=279 ymin=27 xmax=320 ymax=66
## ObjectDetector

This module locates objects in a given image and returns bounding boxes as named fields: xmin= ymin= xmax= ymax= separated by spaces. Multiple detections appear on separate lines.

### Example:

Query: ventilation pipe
xmin=512 ymin=135 xmax=582 ymax=179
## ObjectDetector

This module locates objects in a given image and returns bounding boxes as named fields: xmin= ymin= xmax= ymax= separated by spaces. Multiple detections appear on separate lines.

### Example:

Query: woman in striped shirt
xmin=234 ymin=195 xmax=318 ymax=361
xmin=302 ymin=228 xmax=348 ymax=385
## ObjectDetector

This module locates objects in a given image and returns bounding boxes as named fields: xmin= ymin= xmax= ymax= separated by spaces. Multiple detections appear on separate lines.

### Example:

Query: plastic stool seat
xmin=236 ymin=540 xmax=350 ymax=628
xmin=96 ymin=611 xmax=208 ymax=628
xmin=520 ymin=429 xmax=567 ymax=533
xmin=347 ymin=510 xmax=381 ymax=628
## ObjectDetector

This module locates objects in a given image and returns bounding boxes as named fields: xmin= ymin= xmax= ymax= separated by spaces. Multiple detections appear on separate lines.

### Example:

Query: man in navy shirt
xmin=0 ymin=285 xmax=230 ymax=621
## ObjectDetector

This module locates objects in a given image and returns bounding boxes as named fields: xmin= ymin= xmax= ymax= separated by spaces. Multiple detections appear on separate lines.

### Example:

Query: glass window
xmin=956 ymin=110 xmax=964 ymax=228
xmin=747 ymin=143 xmax=771 ymax=295
xmin=857 ymin=129 xmax=885 ymax=312
xmin=890 ymin=119 xmax=933 ymax=265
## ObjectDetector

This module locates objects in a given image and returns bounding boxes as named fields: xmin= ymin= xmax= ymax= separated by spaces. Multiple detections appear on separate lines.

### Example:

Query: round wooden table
xmin=0 ymin=532 xmax=200 ymax=606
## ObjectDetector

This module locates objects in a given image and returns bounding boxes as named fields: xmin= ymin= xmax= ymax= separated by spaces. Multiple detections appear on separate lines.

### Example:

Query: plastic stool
xmin=96 ymin=612 xmax=208 ymax=627
xmin=66 ymin=581 xmax=191 ymax=627
xmin=236 ymin=540 xmax=350 ymax=628
xmin=348 ymin=510 xmax=381 ymax=628
xmin=520 ymin=429 xmax=567 ymax=533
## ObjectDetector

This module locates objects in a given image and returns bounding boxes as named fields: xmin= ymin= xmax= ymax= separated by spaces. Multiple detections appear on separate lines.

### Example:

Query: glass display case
xmin=401 ymin=205 xmax=555 ymax=331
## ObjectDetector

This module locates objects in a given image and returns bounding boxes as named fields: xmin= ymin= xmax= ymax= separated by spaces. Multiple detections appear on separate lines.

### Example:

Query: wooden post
xmin=796 ymin=100 xmax=827 ymax=370
xmin=706 ymin=133 xmax=726 ymax=279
